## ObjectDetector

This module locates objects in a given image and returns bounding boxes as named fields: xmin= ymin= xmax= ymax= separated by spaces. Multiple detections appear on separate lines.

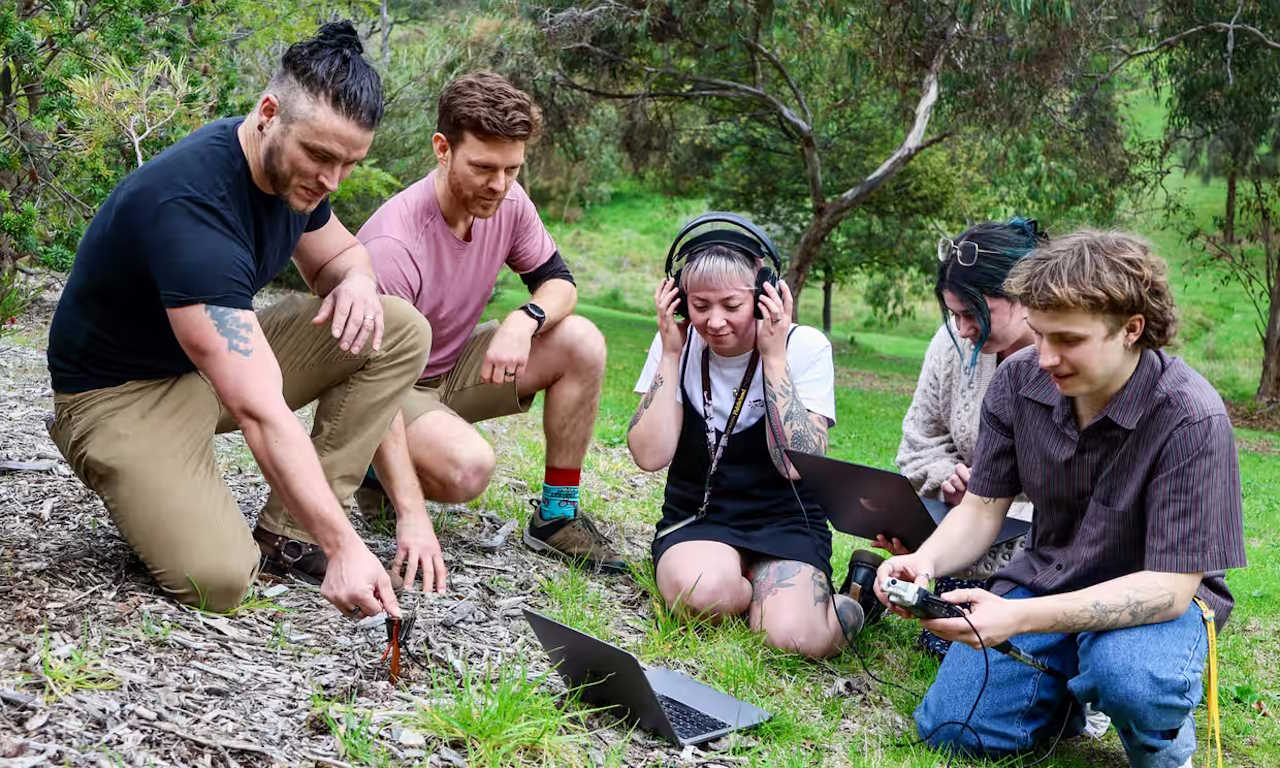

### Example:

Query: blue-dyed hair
xmin=935 ymin=217 xmax=1047 ymax=368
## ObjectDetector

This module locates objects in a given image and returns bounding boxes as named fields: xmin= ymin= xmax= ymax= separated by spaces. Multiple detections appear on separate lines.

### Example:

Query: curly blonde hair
xmin=1003 ymin=229 xmax=1178 ymax=349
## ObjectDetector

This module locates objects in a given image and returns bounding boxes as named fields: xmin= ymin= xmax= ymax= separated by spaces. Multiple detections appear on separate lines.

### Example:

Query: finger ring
xmin=347 ymin=607 xmax=362 ymax=620
xmin=363 ymin=314 xmax=375 ymax=322
xmin=772 ymin=318 xmax=782 ymax=325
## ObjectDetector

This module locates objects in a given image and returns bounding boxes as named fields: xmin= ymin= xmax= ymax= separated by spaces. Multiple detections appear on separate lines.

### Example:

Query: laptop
xmin=785 ymin=450 xmax=1030 ymax=552
xmin=523 ymin=609 xmax=770 ymax=746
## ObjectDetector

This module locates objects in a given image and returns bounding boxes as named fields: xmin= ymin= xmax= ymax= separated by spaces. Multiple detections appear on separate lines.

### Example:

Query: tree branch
xmin=1096 ymin=17 xmax=1280 ymax=85
xmin=785 ymin=22 xmax=959 ymax=296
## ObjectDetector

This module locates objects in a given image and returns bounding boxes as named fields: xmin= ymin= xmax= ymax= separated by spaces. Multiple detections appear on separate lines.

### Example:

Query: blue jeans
xmin=915 ymin=586 xmax=1208 ymax=768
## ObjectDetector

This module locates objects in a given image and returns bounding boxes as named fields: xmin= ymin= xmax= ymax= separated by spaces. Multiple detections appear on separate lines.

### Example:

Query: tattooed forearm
xmin=749 ymin=560 xmax=801 ymax=606
xmin=763 ymin=363 xmax=829 ymax=475
xmin=1058 ymin=587 xmax=1178 ymax=632
xmin=205 ymin=306 xmax=253 ymax=357
xmin=629 ymin=372 xmax=664 ymax=430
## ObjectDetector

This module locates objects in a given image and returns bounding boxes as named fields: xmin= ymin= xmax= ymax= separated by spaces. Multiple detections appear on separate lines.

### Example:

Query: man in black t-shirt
xmin=46 ymin=22 xmax=430 ymax=620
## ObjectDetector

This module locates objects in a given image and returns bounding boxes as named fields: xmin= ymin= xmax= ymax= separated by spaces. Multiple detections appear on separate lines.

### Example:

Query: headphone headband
xmin=663 ymin=211 xmax=783 ymax=276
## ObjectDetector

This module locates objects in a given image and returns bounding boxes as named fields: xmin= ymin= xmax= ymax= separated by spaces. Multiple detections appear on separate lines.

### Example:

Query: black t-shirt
xmin=48 ymin=118 xmax=331 ymax=393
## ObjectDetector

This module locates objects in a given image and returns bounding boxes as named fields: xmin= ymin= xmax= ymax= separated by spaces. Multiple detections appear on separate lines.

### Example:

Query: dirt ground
xmin=0 ymin=289 xmax=737 ymax=768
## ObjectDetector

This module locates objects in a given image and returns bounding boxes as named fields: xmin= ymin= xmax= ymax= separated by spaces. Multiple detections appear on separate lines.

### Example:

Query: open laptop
xmin=523 ymin=609 xmax=770 ymax=746
xmin=786 ymin=450 xmax=1030 ymax=552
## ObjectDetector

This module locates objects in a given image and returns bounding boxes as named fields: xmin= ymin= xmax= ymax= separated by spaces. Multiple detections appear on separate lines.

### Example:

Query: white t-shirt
xmin=633 ymin=326 xmax=836 ymax=434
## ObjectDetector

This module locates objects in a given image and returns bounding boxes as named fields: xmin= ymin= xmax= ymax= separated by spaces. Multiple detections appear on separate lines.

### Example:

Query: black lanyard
xmin=656 ymin=345 xmax=759 ymax=539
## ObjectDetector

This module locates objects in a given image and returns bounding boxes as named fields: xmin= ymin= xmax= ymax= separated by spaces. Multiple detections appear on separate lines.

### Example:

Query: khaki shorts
xmin=402 ymin=320 xmax=536 ymax=426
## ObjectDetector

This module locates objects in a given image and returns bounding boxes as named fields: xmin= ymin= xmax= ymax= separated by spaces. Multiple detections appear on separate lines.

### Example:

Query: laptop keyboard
xmin=656 ymin=694 xmax=730 ymax=740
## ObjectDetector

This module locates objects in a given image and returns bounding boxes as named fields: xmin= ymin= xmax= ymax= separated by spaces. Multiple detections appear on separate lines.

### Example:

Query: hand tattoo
xmin=205 ymin=306 xmax=253 ymax=357
xmin=629 ymin=373 xmax=663 ymax=430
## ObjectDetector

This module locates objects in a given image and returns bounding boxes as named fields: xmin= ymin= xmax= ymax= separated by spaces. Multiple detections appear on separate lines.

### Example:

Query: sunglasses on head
xmin=937 ymin=237 xmax=1002 ymax=267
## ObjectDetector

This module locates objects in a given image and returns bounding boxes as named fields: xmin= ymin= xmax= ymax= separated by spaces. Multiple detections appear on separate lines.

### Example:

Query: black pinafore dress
xmin=649 ymin=336 xmax=833 ymax=580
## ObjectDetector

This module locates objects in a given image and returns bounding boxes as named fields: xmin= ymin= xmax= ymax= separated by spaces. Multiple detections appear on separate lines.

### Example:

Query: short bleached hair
xmin=680 ymin=245 xmax=758 ymax=293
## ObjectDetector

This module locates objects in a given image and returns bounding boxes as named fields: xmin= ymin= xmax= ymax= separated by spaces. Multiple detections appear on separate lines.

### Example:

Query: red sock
xmin=544 ymin=466 xmax=581 ymax=488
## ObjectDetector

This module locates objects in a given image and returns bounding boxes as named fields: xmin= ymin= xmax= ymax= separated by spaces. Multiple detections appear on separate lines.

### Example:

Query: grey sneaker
xmin=523 ymin=499 xmax=626 ymax=574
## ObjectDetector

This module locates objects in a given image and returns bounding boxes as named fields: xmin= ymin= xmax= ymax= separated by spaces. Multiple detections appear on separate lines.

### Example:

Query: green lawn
xmin=452 ymin=102 xmax=1280 ymax=762
xmin=474 ymin=282 xmax=1280 ymax=767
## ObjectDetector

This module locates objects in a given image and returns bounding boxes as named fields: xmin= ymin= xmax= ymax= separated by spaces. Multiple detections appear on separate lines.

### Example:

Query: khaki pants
xmin=400 ymin=320 xmax=535 ymax=427
xmin=49 ymin=295 xmax=431 ymax=611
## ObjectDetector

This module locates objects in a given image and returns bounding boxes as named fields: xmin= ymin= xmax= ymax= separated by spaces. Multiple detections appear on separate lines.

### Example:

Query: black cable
xmin=759 ymin=363 xmax=991 ymax=761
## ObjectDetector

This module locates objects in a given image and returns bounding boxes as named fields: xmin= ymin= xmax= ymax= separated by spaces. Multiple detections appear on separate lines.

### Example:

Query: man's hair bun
xmin=315 ymin=20 xmax=363 ymax=54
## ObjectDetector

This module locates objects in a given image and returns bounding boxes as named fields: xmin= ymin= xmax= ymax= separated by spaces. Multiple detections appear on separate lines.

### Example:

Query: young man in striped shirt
xmin=875 ymin=230 xmax=1246 ymax=767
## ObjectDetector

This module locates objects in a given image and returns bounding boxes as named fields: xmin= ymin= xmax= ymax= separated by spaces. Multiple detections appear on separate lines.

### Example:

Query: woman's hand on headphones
xmin=754 ymin=280 xmax=792 ymax=361
xmin=655 ymin=277 xmax=687 ymax=356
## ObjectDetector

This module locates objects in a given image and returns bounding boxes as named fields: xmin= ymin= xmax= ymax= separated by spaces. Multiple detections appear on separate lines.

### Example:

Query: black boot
xmin=840 ymin=549 xmax=886 ymax=626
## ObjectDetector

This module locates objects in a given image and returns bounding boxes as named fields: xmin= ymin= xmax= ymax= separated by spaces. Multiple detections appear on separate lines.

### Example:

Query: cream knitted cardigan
xmin=896 ymin=325 xmax=1032 ymax=577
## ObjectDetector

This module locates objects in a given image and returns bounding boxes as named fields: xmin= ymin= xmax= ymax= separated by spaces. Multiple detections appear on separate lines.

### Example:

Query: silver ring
xmin=347 ymin=607 xmax=362 ymax=620
xmin=363 ymin=314 xmax=375 ymax=323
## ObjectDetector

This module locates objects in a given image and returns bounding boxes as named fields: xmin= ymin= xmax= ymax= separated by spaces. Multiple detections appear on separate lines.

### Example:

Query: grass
xmin=451 ymin=130 xmax=1280 ymax=763
xmin=401 ymin=662 xmax=603 ymax=767
xmin=34 ymin=627 xmax=120 ymax=701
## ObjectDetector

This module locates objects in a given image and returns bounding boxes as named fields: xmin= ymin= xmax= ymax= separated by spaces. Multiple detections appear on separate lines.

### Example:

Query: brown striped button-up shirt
xmin=967 ymin=347 xmax=1247 ymax=629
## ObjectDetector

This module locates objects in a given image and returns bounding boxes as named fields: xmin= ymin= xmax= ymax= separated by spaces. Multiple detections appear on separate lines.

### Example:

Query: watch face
xmin=524 ymin=303 xmax=546 ymax=321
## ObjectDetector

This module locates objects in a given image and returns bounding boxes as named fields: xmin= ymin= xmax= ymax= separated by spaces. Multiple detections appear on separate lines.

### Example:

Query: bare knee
xmin=417 ymin=439 xmax=495 ymax=502
xmin=551 ymin=316 xmax=606 ymax=376
xmin=662 ymin=569 xmax=750 ymax=619
xmin=760 ymin=614 xmax=838 ymax=659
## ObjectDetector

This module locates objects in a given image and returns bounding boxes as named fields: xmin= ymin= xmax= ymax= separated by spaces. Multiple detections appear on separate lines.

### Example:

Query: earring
xmin=257 ymin=123 xmax=264 ymax=133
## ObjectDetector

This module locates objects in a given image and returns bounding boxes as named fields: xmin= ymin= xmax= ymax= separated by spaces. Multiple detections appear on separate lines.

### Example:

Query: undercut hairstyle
xmin=1003 ymin=229 xmax=1178 ymax=349
xmin=268 ymin=20 xmax=383 ymax=130
xmin=436 ymin=71 xmax=543 ymax=147
xmin=936 ymin=217 xmax=1045 ymax=367
xmin=680 ymin=245 xmax=758 ymax=292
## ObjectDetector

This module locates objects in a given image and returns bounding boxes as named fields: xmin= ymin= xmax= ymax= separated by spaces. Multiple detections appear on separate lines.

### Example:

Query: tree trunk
xmin=1257 ymin=203 xmax=1279 ymax=402
xmin=1225 ymin=170 xmax=1237 ymax=244
xmin=822 ymin=272 xmax=833 ymax=336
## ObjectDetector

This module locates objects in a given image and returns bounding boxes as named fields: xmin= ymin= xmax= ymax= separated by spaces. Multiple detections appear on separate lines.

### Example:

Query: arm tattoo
xmin=764 ymin=362 xmax=829 ymax=474
xmin=629 ymin=372 xmax=664 ymax=430
xmin=1059 ymin=586 xmax=1177 ymax=632
xmin=204 ymin=306 xmax=253 ymax=357
xmin=749 ymin=560 xmax=801 ymax=607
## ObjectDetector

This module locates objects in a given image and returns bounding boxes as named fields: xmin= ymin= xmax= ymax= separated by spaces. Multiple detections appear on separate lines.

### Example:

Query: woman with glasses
xmin=883 ymin=218 xmax=1043 ymax=648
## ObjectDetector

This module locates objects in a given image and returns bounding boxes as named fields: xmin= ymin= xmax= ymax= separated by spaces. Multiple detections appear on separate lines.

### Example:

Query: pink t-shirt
xmin=359 ymin=170 xmax=556 ymax=378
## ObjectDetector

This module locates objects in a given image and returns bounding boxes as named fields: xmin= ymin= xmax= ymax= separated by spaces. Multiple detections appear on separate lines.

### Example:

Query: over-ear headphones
xmin=663 ymin=212 xmax=783 ymax=319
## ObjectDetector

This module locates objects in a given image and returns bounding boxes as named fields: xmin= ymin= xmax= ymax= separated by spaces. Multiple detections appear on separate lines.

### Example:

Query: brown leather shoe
xmin=522 ymin=500 xmax=626 ymax=574
xmin=253 ymin=526 xmax=328 ymax=585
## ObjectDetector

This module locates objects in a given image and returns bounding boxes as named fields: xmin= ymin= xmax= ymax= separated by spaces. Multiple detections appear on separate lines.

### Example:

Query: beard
xmin=262 ymin=136 xmax=319 ymax=215
xmin=445 ymin=165 xmax=503 ymax=219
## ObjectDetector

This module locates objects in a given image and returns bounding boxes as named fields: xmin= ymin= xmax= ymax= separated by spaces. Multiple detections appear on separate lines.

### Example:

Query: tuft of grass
xmin=538 ymin=564 xmax=616 ymax=642
xmin=36 ymin=627 xmax=120 ymax=701
xmin=405 ymin=661 xmax=597 ymax=767
xmin=311 ymin=694 xmax=395 ymax=767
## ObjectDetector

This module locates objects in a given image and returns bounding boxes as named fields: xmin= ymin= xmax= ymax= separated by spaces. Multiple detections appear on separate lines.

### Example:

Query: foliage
xmin=330 ymin=162 xmax=403 ymax=231
xmin=531 ymin=0 xmax=1160 ymax=304
xmin=0 ymin=265 xmax=39 ymax=331
xmin=1155 ymin=0 xmax=1280 ymax=243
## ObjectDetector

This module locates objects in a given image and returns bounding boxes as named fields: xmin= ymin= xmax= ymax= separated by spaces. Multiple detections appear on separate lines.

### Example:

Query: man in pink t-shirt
xmin=356 ymin=72 xmax=620 ymax=590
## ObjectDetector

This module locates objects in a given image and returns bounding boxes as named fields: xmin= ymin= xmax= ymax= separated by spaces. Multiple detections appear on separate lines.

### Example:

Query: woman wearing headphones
xmin=627 ymin=218 xmax=882 ymax=659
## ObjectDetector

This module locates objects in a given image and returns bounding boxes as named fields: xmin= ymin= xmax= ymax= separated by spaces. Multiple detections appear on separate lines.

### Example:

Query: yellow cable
xmin=1194 ymin=598 xmax=1222 ymax=768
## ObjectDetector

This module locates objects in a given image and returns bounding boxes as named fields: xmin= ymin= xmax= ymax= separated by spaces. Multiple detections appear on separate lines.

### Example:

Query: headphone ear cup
xmin=671 ymin=269 xmax=687 ymax=319
xmin=753 ymin=267 xmax=777 ymax=320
